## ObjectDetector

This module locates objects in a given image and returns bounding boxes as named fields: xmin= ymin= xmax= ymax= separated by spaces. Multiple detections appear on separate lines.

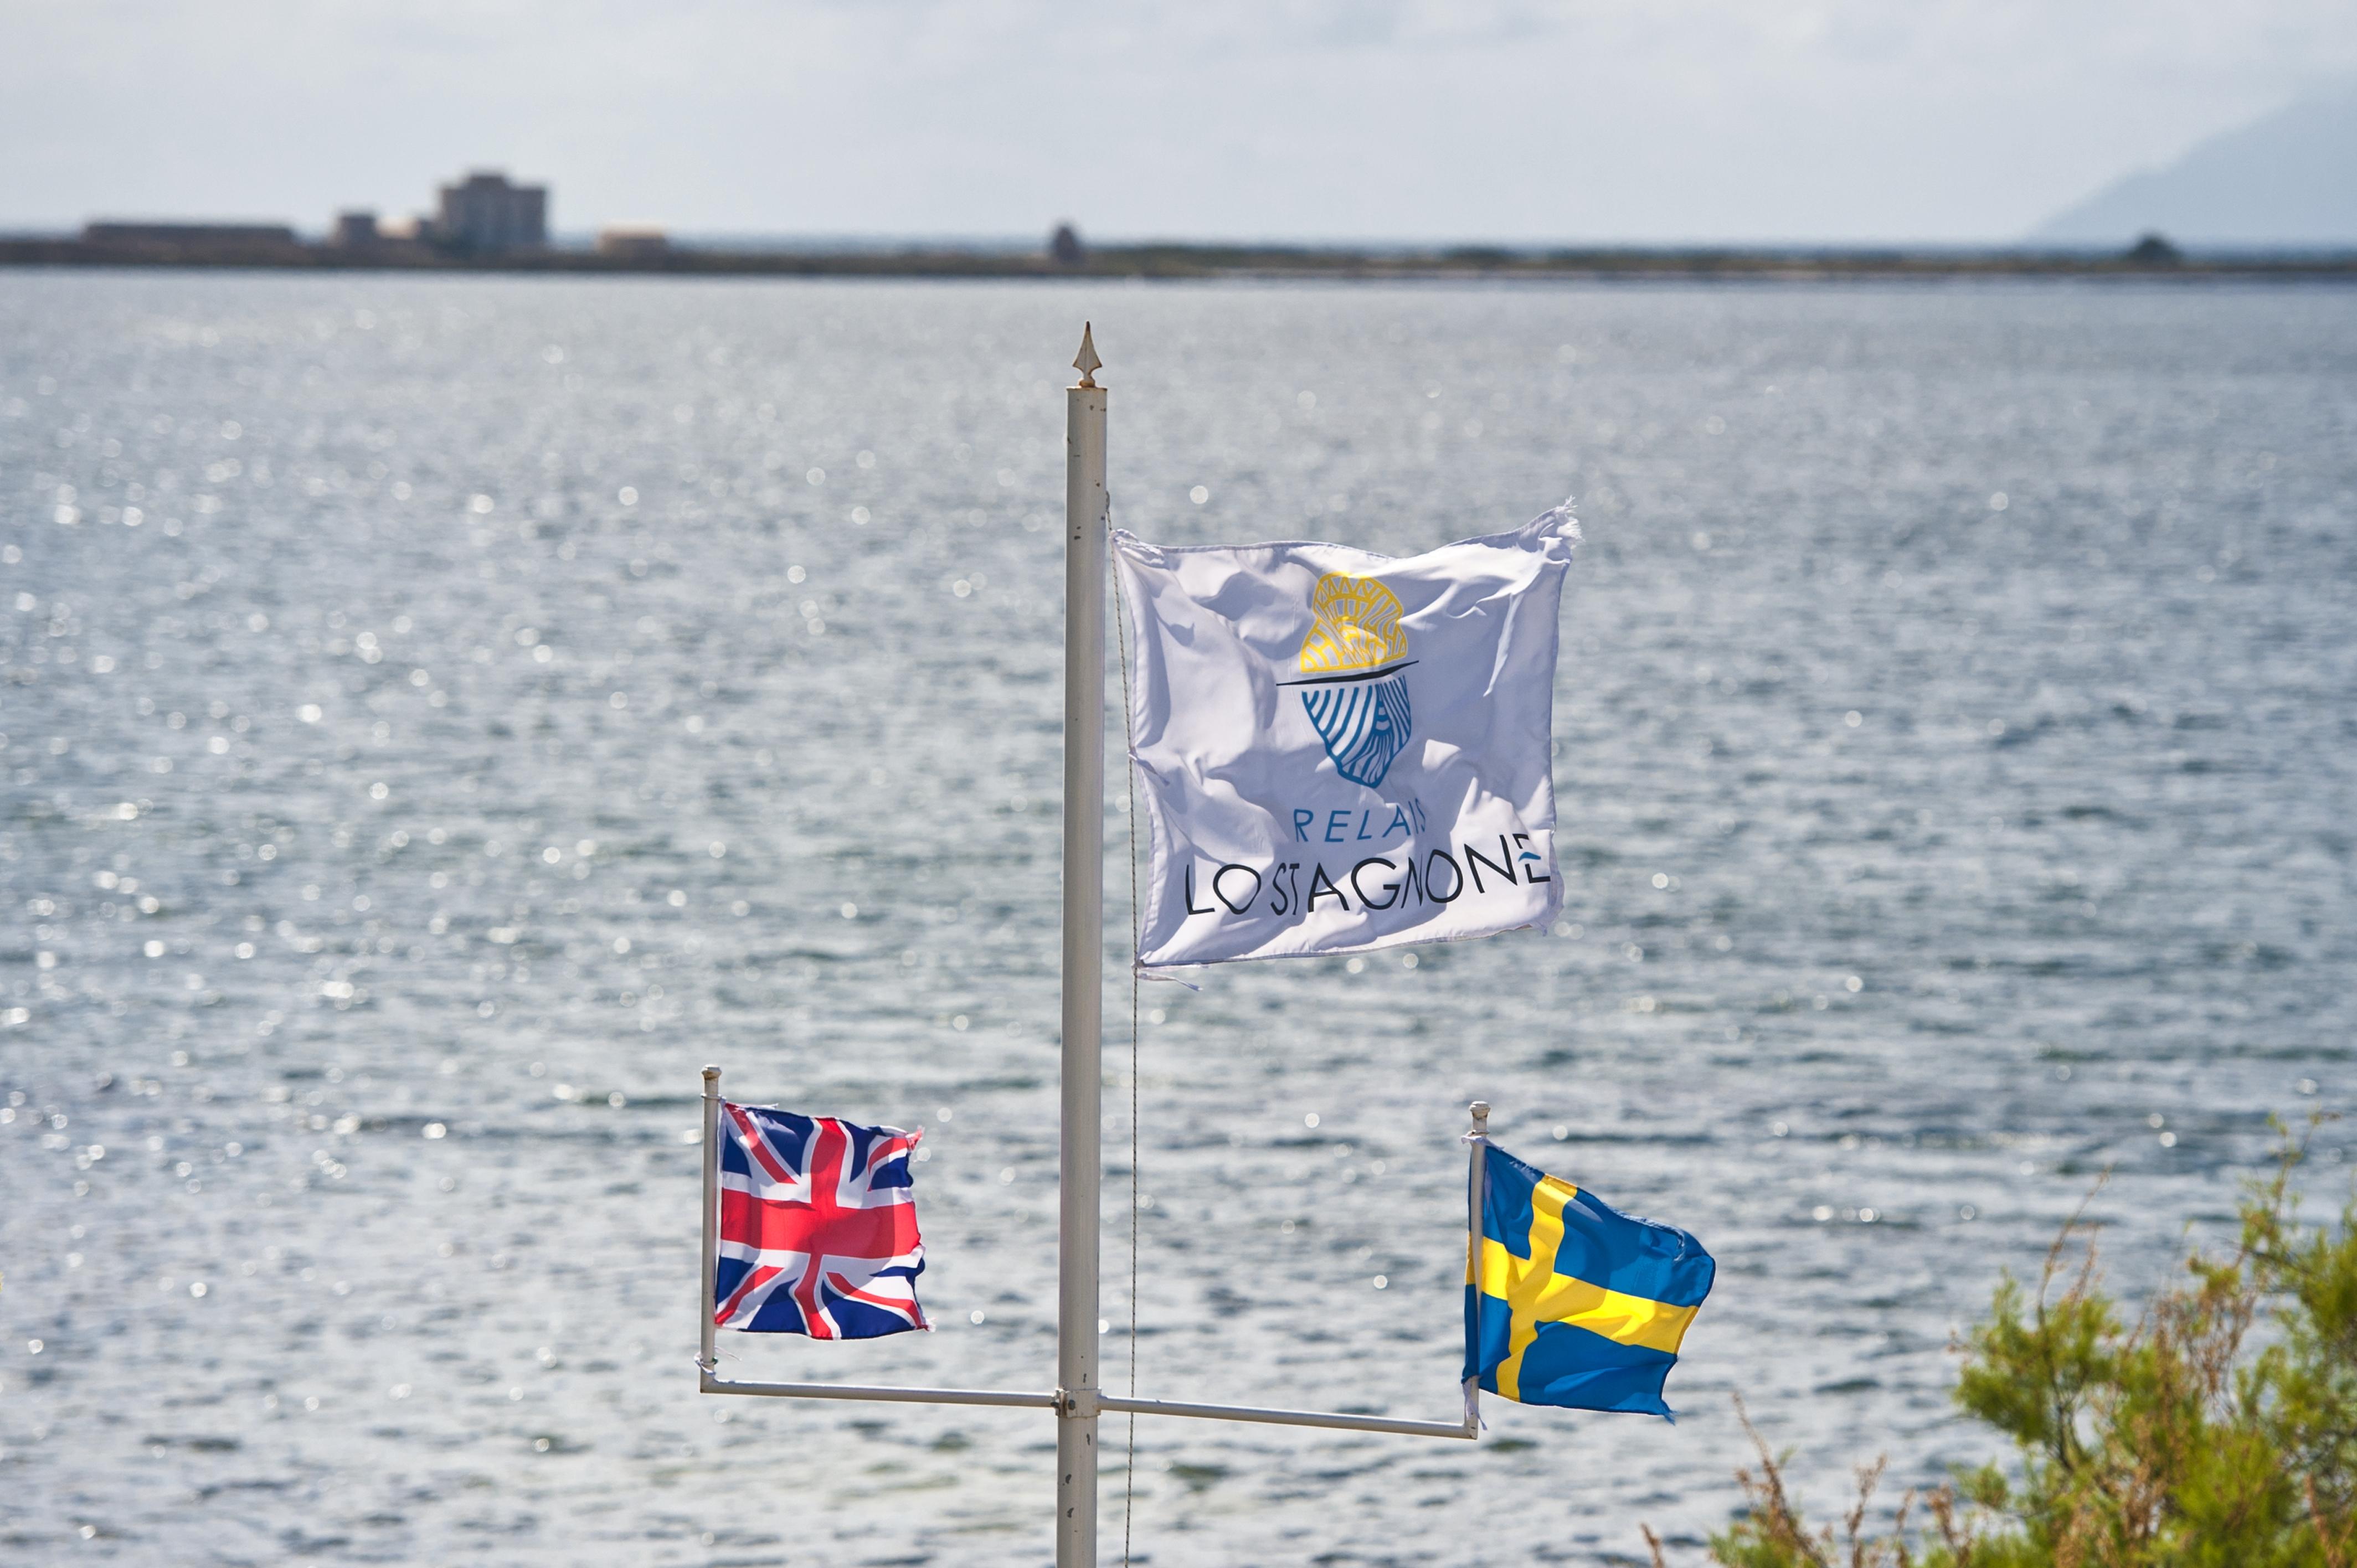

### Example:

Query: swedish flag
xmin=1464 ymin=1144 xmax=1714 ymax=1419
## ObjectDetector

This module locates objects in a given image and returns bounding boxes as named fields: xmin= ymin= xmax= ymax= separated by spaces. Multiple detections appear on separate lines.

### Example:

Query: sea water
xmin=2 ymin=273 xmax=2352 ymax=1565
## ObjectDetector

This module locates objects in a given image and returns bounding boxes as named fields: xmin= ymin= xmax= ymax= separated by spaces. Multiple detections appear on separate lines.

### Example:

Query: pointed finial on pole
xmin=1073 ymin=322 xmax=1101 ymax=389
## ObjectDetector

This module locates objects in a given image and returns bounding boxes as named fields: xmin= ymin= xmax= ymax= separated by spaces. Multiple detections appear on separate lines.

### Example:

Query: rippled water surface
xmin=3 ymin=273 xmax=2354 ymax=1565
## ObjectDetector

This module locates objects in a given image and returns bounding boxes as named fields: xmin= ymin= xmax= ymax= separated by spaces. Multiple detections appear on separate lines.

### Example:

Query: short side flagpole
xmin=701 ymin=1066 xmax=722 ymax=1372
xmin=1057 ymin=325 xmax=1109 ymax=1568
xmin=1464 ymin=1100 xmax=1489 ymax=1435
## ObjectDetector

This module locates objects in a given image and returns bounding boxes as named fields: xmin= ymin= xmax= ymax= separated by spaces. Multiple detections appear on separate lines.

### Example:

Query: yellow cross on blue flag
xmin=1464 ymin=1143 xmax=1715 ymax=1420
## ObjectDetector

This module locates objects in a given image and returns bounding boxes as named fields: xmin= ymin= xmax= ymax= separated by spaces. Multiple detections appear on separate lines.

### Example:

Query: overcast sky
xmin=3 ymin=0 xmax=2352 ymax=243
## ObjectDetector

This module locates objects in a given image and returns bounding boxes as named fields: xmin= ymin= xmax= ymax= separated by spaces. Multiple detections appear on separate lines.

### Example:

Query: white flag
xmin=1115 ymin=507 xmax=1575 ymax=969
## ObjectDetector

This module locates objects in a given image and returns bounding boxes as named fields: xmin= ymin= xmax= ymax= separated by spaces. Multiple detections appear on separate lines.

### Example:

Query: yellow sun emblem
xmin=1298 ymin=574 xmax=1409 ymax=674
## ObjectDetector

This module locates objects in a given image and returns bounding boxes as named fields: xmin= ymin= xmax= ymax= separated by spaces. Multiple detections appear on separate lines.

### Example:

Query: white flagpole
xmin=699 ymin=1066 xmax=722 ymax=1373
xmin=1464 ymin=1100 xmax=1489 ymax=1434
xmin=1057 ymin=323 xmax=1109 ymax=1568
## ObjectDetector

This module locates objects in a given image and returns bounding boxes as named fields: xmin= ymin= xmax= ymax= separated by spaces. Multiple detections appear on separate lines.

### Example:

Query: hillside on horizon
xmin=2034 ymin=81 xmax=2357 ymax=247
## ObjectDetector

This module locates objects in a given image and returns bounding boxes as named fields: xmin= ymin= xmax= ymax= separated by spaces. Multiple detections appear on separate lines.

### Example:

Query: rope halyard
xmin=1113 ymin=512 xmax=1143 ymax=1568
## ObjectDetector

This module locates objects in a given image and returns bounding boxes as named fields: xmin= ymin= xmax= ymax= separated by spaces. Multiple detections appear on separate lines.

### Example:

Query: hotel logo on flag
xmin=1291 ymin=573 xmax=1416 ymax=786
xmin=1115 ymin=507 xmax=1576 ymax=968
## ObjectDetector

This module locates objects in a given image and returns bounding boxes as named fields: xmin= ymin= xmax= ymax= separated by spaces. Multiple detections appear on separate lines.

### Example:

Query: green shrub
xmin=1649 ymin=1118 xmax=2356 ymax=1568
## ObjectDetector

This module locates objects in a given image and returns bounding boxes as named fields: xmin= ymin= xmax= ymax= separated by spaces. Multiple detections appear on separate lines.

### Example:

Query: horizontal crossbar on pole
xmin=698 ymin=1373 xmax=1475 ymax=1439
xmin=701 ymin=1371 xmax=1057 ymax=1410
xmin=1098 ymin=1392 xmax=1475 ymax=1440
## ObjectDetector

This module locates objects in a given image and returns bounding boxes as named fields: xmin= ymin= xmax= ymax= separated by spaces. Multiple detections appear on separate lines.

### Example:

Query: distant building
xmin=433 ymin=172 xmax=547 ymax=252
xmin=596 ymin=226 xmax=669 ymax=259
xmin=84 ymin=221 xmax=299 ymax=249
xmin=332 ymin=210 xmax=380 ymax=246
xmin=1050 ymin=223 xmax=1086 ymax=266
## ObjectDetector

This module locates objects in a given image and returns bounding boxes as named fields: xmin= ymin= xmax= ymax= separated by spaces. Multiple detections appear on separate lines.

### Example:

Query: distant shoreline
xmin=4 ymin=237 xmax=2353 ymax=281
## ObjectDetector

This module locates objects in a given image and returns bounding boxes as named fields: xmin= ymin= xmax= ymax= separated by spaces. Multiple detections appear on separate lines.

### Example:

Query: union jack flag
xmin=714 ymin=1102 xmax=930 ymax=1339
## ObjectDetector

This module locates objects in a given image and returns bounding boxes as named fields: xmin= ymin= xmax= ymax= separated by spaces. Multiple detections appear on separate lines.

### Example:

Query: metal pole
xmin=703 ymin=1375 xmax=1058 ymax=1410
xmin=1098 ymin=1391 xmax=1475 ymax=1441
xmin=700 ymin=1066 xmax=722 ymax=1372
xmin=1463 ymin=1100 xmax=1489 ymax=1435
xmin=1057 ymin=324 xmax=1109 ymax=1568
xmin=699 ymin=1372 xmax=1478 ymax=1439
